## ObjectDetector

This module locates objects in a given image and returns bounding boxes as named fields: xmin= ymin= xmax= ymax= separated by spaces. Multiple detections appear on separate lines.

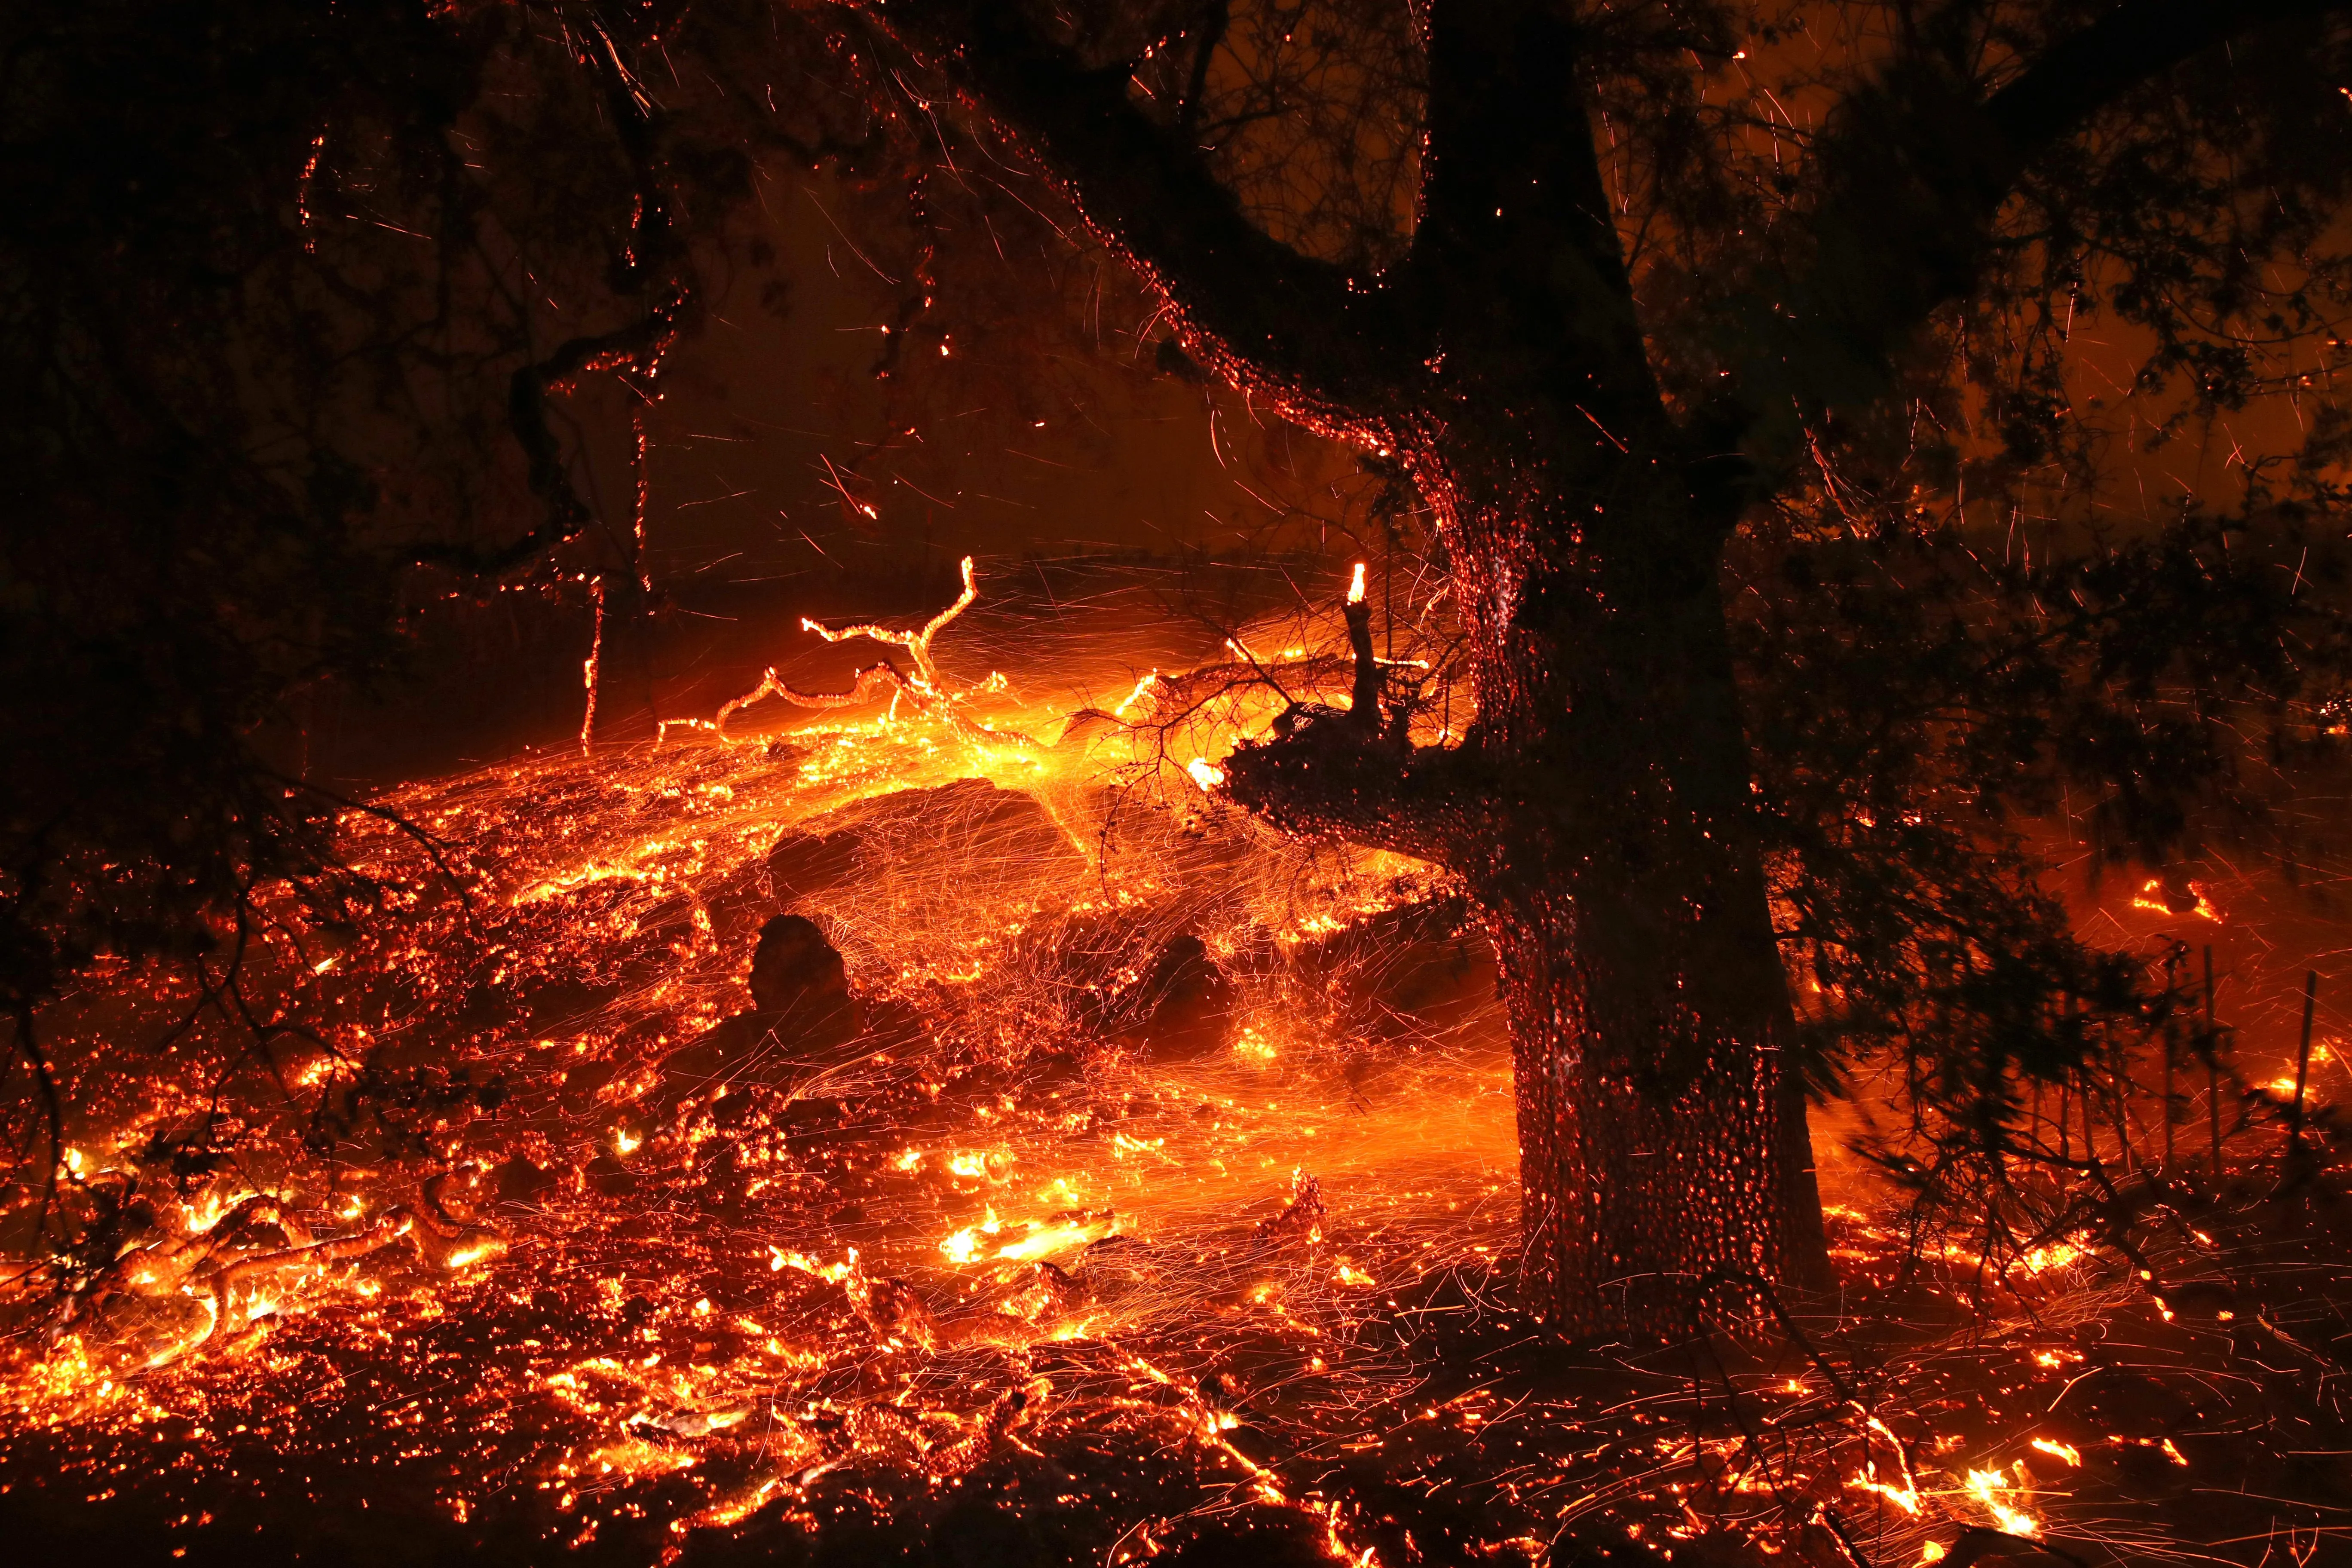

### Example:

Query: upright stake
xmin=580 ymin=574 xmax=606 ymax=755
xmin=2113 ymin=1046 xmax=2135 ymax=1175
xmin=2205 ymin=947 xmax=2222 ymax=1177
xmin=2162 ymin=1016 xmax=2177 ymax=1174
xmin=2289 ymin=969 xmax=2318 ymax=1161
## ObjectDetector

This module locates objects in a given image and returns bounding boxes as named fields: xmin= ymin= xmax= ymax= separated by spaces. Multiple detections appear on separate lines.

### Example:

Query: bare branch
xmin=680 ymin=556 xmax=1039 ymax=752
xmin=802 ymin=552 xmax=980 ymax=690
xmin=836 ymin=0 xmax=1415 ymax=425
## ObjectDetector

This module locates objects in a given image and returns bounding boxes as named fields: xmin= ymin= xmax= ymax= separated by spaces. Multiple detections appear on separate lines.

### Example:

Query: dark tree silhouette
xmin=0 ymin=0 xmax=873 ymax=1199
xmin=830 ymin=0 xmax=2352 ymax=1334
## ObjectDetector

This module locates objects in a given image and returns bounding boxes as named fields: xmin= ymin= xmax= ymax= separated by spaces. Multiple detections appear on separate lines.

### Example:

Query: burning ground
xmin=3 ymin=574 xmax=2350 ymax=1567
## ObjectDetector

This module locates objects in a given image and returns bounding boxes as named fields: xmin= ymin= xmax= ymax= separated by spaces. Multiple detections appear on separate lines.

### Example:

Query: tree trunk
xmin=1487 ymin=859 xmax=1828 ymax=1337
xmin=1438 ymin=461 xmax=1831 ymax=1337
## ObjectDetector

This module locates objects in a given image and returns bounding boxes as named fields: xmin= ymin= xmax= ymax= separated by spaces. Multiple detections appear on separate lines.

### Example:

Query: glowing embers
xmin=939 ymin=1207 xmax=1117 ymax=1265
xmin=943 ymin=1146 xmax=1015 ymax=1183
xmin=1963 ymin=1465 xmax=2041 ymax=1537
xmin=2029 ymin=1437 xmax=2082 ymax=1467
xmin=1232 ymin=1024 xmax=1280 ymax=1065
xmin=1845 ymin=1408 xmax=1924 ymax=1516
xmin=8 ymin=1334 xmax=144 ymax=1425
xmin=693 ymin=556 xmax=1042 ymax=756
xmin=1917 ymin=1231 xmax=2088 ymax=1282
xmin=769 ymin=1246 xmax=856 ymax=1282
xmin=19 ymin=570 xmax=2220 ymax=1562
xmin=2013 ymin=1240 xmax=2085 ymax=1276
xmin=2130 ymin=876 xmax=2222 ymax=921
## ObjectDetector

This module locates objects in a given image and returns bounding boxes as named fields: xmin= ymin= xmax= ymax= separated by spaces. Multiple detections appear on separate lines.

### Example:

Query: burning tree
xmin=14 ymin=8 xmax=2352 ymax=1558
xmin=12 ymin=0 xmax=2352 ymax=1352
xmin=823 ymin=0 xmax=2352 ymax=1334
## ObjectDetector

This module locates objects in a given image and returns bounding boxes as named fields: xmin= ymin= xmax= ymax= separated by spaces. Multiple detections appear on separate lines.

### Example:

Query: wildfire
xmin=2132 ymin=877 xmax=2221 ymax=920
xmin=1233 ymin=1024 xmax=1280 ymax=1064
xmin=1963 ymin=1467 xmax=2040 ymax=1536
xmin=1850 ymin=1471 xmax=1921 ymax=1513
xmin=0 ymin=556 xmax=2298 ymax=1565
xmin=2015 ymin=1240 xmax=2084 ymax=1275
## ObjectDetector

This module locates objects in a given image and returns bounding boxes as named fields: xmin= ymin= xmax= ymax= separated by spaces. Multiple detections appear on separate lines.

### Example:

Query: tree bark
xmin=1430 ymin=456 xmax=1829 ymax=1335
xmin=1491 ymin=885 xmax=1826 ymax=1335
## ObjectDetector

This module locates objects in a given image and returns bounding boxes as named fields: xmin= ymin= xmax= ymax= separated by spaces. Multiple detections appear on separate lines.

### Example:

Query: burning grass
xmin=3 ymin=575 xmax=2349 ymax=1566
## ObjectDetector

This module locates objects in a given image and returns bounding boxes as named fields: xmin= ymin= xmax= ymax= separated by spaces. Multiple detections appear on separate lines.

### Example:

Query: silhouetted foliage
xmin=0 ymin=0 xmax=845 ymax=1193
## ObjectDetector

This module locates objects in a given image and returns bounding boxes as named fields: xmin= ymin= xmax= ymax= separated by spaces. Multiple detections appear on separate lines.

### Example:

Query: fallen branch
xmin=671 ymin=556 xmax=1041 ymax=751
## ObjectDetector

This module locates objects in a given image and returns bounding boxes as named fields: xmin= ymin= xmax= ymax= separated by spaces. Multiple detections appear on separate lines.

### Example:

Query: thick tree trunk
xmin=1486 ymin=853 xmax=1828 ymax=1337
xmin=1439 ymin=461 xmax=1831 ymax=1337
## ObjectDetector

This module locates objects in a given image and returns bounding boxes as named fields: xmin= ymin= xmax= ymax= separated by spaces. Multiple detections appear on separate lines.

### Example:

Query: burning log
xmin=845 ymin=1270 xmax=938 ymax=1351
xmin=1019 ymin=1258 xmax=1089 ymax=1317
xmin=63 ymin=1191 xmax=313 ymax=1330
xmin=922 ymin=1385 xmax=1032 ymax=1478
xmin=207 ymin=1208 xmax=417 ymax=1308
xmin=70 ymin=1168 xmax=504 ymax=1369
xmin=408 ymin=1167 xmax=505 ymax=1270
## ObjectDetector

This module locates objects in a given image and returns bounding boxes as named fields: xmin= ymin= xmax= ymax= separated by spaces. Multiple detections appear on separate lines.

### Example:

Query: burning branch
xmin=1213 ymin=564 xmax=1491 ymax=863
xmin=714 ymin=662 xmax=917 ymax=728
xmin=1075 ymin=561 xmax=1458 ymax=820
xmin=801 ymin=552 xmax=980 ymax=693
xmin=678 ymin=556 xmax=1038 ymax=750
xmin=1343 ymin=560 xmax=1381 ymax=735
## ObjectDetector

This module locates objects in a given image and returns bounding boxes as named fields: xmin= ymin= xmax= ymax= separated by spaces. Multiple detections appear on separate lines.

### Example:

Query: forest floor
xmin=4 ymin=586 xmax=2349 ymax=1568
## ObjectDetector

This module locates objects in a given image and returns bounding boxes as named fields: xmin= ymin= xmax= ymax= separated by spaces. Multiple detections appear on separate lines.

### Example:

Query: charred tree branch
xmin=840 ymin=0 xmax=1413 ymax=423
xmin=407 ymin=298 xmax=685 ymax=576
xmin=1219 ymin=717 xmax=1486 ymax=866
xmin=411 ymin=14 xmax=689 ymax=579
xmin=1343 ymin=570 xmax=1383 ymax=737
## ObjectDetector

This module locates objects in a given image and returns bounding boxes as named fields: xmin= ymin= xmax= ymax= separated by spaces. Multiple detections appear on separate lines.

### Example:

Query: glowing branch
xmin=1217 ymin=565 xmax=1491 ymax=863
xmin=716 ymin=663 xmax=918 ymax=730
xmin=1343 ymin=561 xmax=1381 ymax=733
xmin=686 ymin=556 xmax=1037 ymax=750
xmin=801 ymin=554 xmax=978 ymax=692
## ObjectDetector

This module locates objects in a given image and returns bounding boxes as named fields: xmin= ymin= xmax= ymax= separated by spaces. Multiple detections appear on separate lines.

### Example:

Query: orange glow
xmin=2131 ymin=877 xmax=2220 ymax=920
xmin=0 ymin=551 xmax=2235 ymax=1562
